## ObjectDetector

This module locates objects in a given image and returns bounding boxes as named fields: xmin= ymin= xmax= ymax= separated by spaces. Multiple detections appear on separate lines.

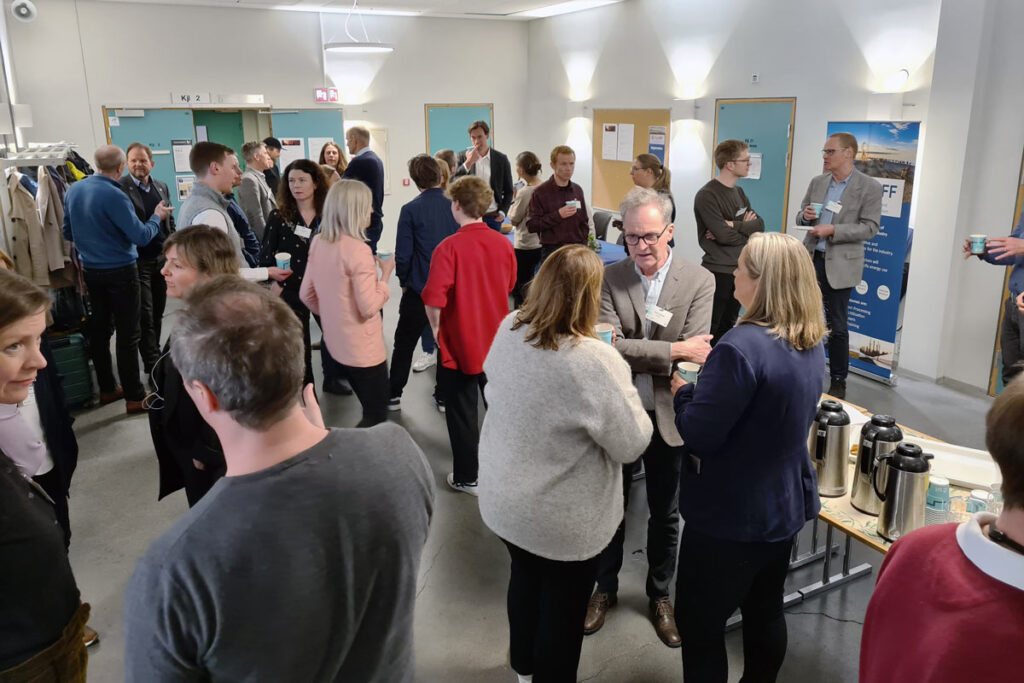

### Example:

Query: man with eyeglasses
xmin=797 ymin=132 xmax=882 ymax=399
xmin=586 ymin=187 xmax=714 ymax=648
xmin=695 ymin=139 xmax=765 ymax=345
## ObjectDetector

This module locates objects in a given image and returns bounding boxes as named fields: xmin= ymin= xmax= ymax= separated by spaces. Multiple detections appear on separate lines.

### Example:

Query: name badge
xmin=294 ymin=226 xmax=312 ymax=239
xmin=825 ymin=200 xmax=842 ymax=214
xmin=735 ymin=206 xmax=747 ymax=217
xmin=645 ymin=304 xmax=673 ymax=327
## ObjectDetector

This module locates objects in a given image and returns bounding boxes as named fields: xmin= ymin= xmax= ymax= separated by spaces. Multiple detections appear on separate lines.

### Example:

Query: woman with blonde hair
xmin=318 ymin=140 xmax=347 ymax=175
xmin=478 ymin=245 xmax=652 ymax=683
xmin=671 ymin=231 xmax=826 ymax=683
xmin=300 ymin=179 xmax=395 ymax=427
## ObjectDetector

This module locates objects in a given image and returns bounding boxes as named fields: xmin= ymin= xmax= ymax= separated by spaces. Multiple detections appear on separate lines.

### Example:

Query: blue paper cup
xmin=970 ymin=234 xmax=987 ymax=255
xmin=676 ymin=362 xmax=701 ymax=384
xmin=275 ymin=252 xmax=291 ymax=270
xmin=809 ymin=202 xmax=823 ymax=219
xmin=926 ymin=476 xmax=950 ymax=509
xmin=595 ymin=323 xmax=614 ymax=345
xmin=377 ymin=251 xmax=393 ymax=260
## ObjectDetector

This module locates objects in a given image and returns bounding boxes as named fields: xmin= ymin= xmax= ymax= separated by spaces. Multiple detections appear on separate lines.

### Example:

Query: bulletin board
xmin=591 ymin=109 xmax=671 ymax=212
xmin=268 ymin=109 xmax=346 ymax=158
xmin=425 ymin=104 xmax=493 ymax=156
xmin=987 ymin=151 xmax=1024 ymax=396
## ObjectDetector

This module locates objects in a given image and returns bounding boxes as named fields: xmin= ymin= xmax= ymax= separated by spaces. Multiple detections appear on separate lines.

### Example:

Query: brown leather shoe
xmin=583 ymin=591 xmax=616 ymax=635
xmin=83 ymin=624 xmax=99 ymax=647
xmin=649 ymin=597 xmax=681 ymax=648
xmin=125 ymin=400 xmax=148 ymax=414
xmin=99 ymin=386 xmax=124 ymax=405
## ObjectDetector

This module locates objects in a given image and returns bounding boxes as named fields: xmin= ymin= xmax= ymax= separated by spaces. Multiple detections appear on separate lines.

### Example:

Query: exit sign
xmin=314 ymin=87 xmax=339 ymax=103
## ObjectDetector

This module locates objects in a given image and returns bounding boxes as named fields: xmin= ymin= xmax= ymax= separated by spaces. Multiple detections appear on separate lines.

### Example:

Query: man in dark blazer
xmin=342 ymin=125 xmax=385 ymax=253
xmin=120 ymin=142 xmax=175 ymax=376
xmin=262 ymin=137 xmax=282 ymax=197
xmin=589 ymin=187 xmax=714 ymax=648
xmin=453 ymin=119 xmax=514 ymax=231
xmin=797 ymin=131 xmax=882 ymax=399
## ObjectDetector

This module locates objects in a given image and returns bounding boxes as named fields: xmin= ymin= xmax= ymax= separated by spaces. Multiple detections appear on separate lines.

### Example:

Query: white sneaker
xmin=412 ymin=351 xmax=436 ymax=372
xmin=446 ymin=473 xmax=478 ymax=497
xmin=516 ymin=675 xmax=533 ymax=683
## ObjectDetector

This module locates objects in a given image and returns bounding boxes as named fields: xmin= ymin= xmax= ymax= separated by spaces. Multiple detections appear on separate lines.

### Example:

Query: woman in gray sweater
xmin=479 ymin=245 xmax=652 ymax=683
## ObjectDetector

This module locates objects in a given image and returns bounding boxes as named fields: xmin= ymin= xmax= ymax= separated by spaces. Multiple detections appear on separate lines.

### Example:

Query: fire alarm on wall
xmin=402 ymin=178 xmax=410 ymax=187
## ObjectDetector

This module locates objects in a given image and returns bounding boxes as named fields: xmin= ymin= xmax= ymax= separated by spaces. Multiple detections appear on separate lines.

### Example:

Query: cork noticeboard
xmin=591 ymin=108 xmax=671 ymax=212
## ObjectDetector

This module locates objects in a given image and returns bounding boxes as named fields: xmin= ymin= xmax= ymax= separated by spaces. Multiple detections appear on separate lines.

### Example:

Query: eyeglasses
xmin=822 ymin=148 xmax=843 ymax=156
xmin=731 ymin=157 xmax=752 ymax=164
xmin=629 ymin=165 xmax=646 ymax=173
xmin=623 ymin=224 xmax=670 ymax=246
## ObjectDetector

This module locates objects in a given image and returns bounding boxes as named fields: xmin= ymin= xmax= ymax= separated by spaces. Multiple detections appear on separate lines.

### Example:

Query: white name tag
xmin=294 ymin=226 xmax=312 ymax=239
xmin=645 ymin=304 xmax=673 ymax=327
xmin=825 ymin=200 xmax=842 ymax=214
xmin=735 ymin=206 xmax=747 ymax=217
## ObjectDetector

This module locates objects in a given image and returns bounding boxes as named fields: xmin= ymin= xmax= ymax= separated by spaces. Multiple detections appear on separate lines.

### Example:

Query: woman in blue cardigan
xmin=671 ymin=232 xmax=826 ymax=683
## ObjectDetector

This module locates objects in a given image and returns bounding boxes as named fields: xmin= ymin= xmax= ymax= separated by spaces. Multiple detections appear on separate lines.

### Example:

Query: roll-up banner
xmin=826 ymin=121 xmax=921 ymax=384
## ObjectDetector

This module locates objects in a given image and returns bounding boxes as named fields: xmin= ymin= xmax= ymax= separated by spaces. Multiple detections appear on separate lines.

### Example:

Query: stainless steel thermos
xmin=808 ymin=400 xmax=851 ymax=497
xmin=850 ymin=415 xmax=903 ymax=515
xmin=874 ymin=443 xmax=934 ymax=542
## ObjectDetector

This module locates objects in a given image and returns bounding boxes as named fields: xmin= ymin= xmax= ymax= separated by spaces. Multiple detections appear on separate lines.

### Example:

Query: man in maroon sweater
xmin=527 ymin=145 xmax=592 ymax=262
xmin=860 ymin=379 xmax=1024 ymax=682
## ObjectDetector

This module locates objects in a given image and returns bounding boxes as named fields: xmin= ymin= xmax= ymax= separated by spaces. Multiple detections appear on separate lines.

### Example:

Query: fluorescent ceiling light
xmin=324 ymin=42 xmax=394 ymax=53
xmin=274 ymin=4 xmax=419 ymax=16
xmin=517 ymin=0 xmax=621 ymax=18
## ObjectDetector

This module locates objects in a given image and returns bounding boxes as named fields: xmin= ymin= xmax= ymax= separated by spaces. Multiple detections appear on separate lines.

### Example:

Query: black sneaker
xmin=387 ymin=396 xmax=401 ymax=412
xmin=828 ymin=380 xmax=847 ymax=400
xmin=433 ymin=396 xmax=446 ymax=414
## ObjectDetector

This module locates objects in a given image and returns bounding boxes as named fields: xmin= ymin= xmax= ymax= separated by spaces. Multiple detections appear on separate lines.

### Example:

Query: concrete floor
xmin=66 ymin=279 xmax=993 ymax=682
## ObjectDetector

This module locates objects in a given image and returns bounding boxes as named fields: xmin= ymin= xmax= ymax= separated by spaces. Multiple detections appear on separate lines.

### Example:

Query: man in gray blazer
xmin=797 ymin=132 xmax=882 ymax=399
xmin=587 ymin=187 xmax=714 ymax=648
xmin=238 ymin=141 xmax=277 ymax=242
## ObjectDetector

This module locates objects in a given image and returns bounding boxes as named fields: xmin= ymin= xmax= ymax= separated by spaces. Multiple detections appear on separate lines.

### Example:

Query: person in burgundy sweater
xmin=423 ymin=176 xmax=517 ymax=496
xmin=527 ymin=145 xmax=592 ymax=262
xmin=860 ymin=378 xmax=1024 ymax=682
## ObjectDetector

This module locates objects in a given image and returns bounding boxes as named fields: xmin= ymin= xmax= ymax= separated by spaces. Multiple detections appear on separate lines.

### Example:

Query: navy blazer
xmin=342 ymin=150 xmax=385 ymax=241
xmin=673 ymin=323 xmax=824 ymax=543
xmin=395 ymin=188 xmax=459 ymax=293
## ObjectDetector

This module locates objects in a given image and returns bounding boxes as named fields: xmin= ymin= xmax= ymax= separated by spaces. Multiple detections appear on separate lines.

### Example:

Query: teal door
xmin=107 ymin=109 xmax=195 ymax=211
xmin=192 ymin=110 xmax=246 ymax=169
xmin=714 ymin=99 xmax=795 ymax=233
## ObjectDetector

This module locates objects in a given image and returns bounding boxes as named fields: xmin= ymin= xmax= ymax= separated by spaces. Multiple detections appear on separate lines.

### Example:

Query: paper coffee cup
xmin=970 ymin=234 xmax=987 ymax=255
xmin=676 ymin=362 xmax=701 ymax=384
xmin=377 ymin=251 xmax=393 ymax=260
xmin=275 ymin=252 xmax=291 ymax=269
xmin=809 ymin=202 xmax=823 ymax=218
xmin=595 ymin=323 xmax=614 ymax=345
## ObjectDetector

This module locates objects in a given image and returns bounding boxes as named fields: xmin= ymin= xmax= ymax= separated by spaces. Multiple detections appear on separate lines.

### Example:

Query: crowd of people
xmin=0 ymin=120 xmax=1021 ymax=683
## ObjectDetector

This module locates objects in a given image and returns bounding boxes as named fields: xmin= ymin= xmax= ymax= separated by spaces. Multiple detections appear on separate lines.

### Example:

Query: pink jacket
xmin=300 ymin=234 xmax=390 ymax=367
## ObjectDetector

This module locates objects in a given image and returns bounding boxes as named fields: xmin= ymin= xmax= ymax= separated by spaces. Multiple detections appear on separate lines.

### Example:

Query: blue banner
xmin=826 ymin=121 xmax=920 ymax=383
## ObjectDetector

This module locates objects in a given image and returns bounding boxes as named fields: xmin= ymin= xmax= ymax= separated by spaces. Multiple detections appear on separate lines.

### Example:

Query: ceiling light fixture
xmin=881 ymin=69 xmax=910 ymax=93
xmin=517 ymin=0 xmax=621 ymax=19
xmin=324 ymin=0 xmax=395 ymax=55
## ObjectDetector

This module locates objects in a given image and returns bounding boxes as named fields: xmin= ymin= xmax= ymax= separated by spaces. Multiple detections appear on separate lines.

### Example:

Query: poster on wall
xmin=601 ymin=124 xmax=618 ymax=161
xmin=827 ymin=121 xmax=921 ymax=384
xmin=171 ymin=139 xmax=193 ymax=173
xmin=648 ymin=126 xmax=666 ymax=164
xmin=176 ymin=175 xmax=195 ymax=201
xmin=278 ymin=138 xmax=306 ymax=170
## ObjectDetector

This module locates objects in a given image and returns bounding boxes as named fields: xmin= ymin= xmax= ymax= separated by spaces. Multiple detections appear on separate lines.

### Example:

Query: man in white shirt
xmin=453 ymin=120 xmax=514 ymax=232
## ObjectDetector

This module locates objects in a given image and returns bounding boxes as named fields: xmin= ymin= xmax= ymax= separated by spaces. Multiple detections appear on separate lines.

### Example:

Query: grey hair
xmin=619 ymin=186 xmax=673 ymax=225
xmin=240 ymin=141 xmax=266 ymax=164
xmin=170 ymin=276 xmax=304 ymax=430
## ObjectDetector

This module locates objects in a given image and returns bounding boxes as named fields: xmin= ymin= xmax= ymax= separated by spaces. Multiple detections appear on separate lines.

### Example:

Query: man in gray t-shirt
xmin=123 ymin=277 xmax=434 ymax=682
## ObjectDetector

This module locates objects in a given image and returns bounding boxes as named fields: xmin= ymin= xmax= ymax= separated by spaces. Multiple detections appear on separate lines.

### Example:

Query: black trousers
xmin=513 ymin=247 xmax=543 ymax=308
xmin=709 ymin=270 xmax=741 ymax=346
xmin=595 ymin=420 xmax=683 ymax=599
xmin=390 ymin=289 xmax=429 ymax=399
xmin=338 ymin=360 xmax=389 ymax=427
xmin=284 ymin=296 xmax=314 ymax=388
xmin=813 ymin=252 xmax=852 ymax=382
xmin=137 ymin=258 xmax=167 ymax=374
xmin=83 ymin=264 xmax=146 ymax=401
xmin=676 ymin=526 xmax=793 ymax=683
xmin=1000 ymin=295 xmax=1024 ymax=384
xmin=315 ymin=314 xmax=345 ymax=384
xmin=503 ymin=539 xmax=600 ymax=682
xmin=437 ymin=364 xmax=486 ymax=484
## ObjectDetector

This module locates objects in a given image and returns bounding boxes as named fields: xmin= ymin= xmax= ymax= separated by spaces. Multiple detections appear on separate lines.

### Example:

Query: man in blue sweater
xmin=63 ymin=145 xmax=172 ymax=413
xmin=388 ymin=155 xmax=459 ymax=412
xmin=342 ymin=126 xmax=385 ymax=253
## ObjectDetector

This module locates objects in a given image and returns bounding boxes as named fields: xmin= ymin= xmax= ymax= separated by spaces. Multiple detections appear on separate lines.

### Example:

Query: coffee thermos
xmin=808 ymin=400 xmax=851 ymax=497
xmin=874 ymin=443 xmax=934 ymax=542
xmin=850 ymin=415 xmax=903 ymax=515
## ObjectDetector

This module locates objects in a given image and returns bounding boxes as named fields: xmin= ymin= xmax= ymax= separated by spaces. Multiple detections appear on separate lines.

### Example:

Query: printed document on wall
xmin=171 ymin=140 xmax=193 ymax=173
xmin=748 ymin=153 xmax=763 ymax=180
xmin=278 ymin=138 xmax=306 ymax=171
xmin=616 ymin=124 xmax=634 ymax=161
xmin=601 ymin=124 xmax=618 ymax=161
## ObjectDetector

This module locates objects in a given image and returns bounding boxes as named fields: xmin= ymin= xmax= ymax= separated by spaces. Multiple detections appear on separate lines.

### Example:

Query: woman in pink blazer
xmin=300 ymin=180 xmax=395 ymax=426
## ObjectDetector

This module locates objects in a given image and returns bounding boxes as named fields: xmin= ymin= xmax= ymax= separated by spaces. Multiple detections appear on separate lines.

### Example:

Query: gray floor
xmin=67 ymin=280 xmax=993 ymax=682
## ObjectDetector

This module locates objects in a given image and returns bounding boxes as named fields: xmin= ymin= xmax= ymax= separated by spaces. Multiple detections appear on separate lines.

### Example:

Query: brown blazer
xmin=599 ymin=253 xmax=714 ymax=447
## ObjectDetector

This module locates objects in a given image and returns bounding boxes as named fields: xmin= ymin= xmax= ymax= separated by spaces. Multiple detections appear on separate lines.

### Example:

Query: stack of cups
xmin=925 ymin=476 xmax=950 ymax=525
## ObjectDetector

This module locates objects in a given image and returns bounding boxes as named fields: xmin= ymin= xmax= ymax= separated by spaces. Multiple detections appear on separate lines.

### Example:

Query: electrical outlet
xmin=751 ymin=73 xmax=760 ymax=84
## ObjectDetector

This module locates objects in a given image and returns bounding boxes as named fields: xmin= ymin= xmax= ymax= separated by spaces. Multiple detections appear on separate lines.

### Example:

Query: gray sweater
xmin=479 ymin=313 xmax=653 ymax=562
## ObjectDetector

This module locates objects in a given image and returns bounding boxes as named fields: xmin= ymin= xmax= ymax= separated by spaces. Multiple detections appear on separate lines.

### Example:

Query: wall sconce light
xmin=567 ymin=100 xmax=590 ymax=119
xmin=671 ymin=99 xmax=698 ymax=120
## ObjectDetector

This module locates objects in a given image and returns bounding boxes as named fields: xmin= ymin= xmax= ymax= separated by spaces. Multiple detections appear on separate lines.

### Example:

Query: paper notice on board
xmin=195 ymin=125 xmax=208 ymax=143
xmin=748 ymin=153 xmax=763 ymax=180
xmin=278 ymin=138 xmax=306 ymax=170
xmin=176 ymin=175 xmax=196 ymax=201
xmin=616 ymin=123 xmax=634 ymax=161
xmin=308 ymin=137 xmax=335 ymax=160
xmin=171 ymin=139 xmax=193 ymax=173
xmin=601 ymin=124 xmax=618 ymax=161
xmin=648 ymin=126 xmax=666 ymax=164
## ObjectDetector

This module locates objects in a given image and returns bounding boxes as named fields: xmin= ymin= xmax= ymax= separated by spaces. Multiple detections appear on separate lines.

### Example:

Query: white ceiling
xmin=98 ymin=0 xmax=604 ymax=19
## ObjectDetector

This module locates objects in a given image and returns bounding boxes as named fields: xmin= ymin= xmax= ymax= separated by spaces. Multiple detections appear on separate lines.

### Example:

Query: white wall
xmin=4 ymin=0 xmax=529 ymax=250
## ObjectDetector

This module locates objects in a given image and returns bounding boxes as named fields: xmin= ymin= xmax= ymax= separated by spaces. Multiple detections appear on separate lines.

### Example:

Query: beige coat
xmin=8 ymin=171 xmax=65 ymax=285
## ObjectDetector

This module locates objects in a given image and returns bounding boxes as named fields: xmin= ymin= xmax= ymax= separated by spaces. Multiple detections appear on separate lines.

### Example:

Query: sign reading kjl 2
xmin=170 ymin=92 xmax=212 ymax=105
